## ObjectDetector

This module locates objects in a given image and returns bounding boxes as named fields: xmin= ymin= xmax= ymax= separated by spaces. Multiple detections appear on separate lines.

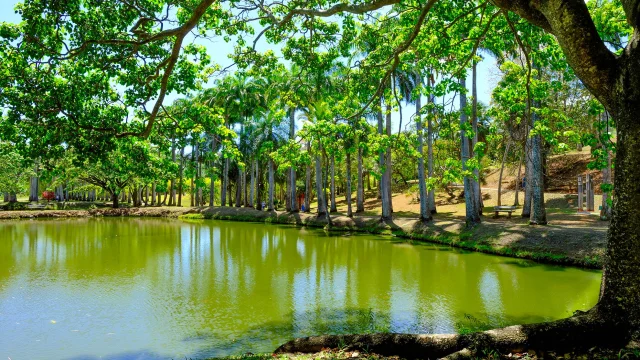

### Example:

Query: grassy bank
xmin=189 ymin=206 xmax=606 ymax=269
xmin=0 ymin=204 xmax=606 ymax=268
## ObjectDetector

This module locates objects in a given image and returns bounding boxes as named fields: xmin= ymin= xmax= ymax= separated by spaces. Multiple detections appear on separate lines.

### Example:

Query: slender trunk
xmin=330 ymin=155 xmax=337 ymax=212
xmin=305 ymin=142 xmax=311 ymax=213
xmin=3 ymin=192 xmax=8 ymax=202
xmin=235 ymin=169 xmax=242 ymax=207
xmin=427 ymin=74 xmax=437 ymax=214
xmin=268 ymin=159 xmax=275 ymax=211
xmin=29 ymin=162 xmax=39 ymax=202
xmin=514 ymin=151 xmax=523 ymax=207
xmin=356 ymin=147 xmax=365 ymax=213
xmin=460 ymin=76 xmax=481 ymax=226
xmin=243 ymin=167 xmax=248 ymax=207
xmin=379 ymin=105 xmax=391 ymax=220
xmin=178 ymin=147 xmax=184 ymax=207
xmin=169 ymin=135 xmax=176 ymax=206
xmin=346 ymin=152 xmax=353 ymax=217
xmin=222 ymin=157 xmax=229 ymax=207
xmin=472 ymin=61 xmax=483 ymax=215
xmin=257 ymin=161 xmax=262 ymax=211
xmin=315 ymin=142 xmax=327 ymax=216
xmin=385 ymin=102 xmax=393 ymax=214
xmin=523 ymin=135 xmax=533 ymax=217
xmin=249 ymin=160 xmax=256 ymax=208
xmin=151 ymin=183 xmax=156 ymax=206
xmin=416 ymin=78 xmax=430 ymax=222
xmin=497 ymin=141 xmax=511 ymax=207
xmin=289 ymin=108 xmax=298 ymax=212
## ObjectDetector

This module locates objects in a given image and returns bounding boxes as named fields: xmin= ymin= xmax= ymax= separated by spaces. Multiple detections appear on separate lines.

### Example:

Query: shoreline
xmin=0 ymin=206 xmax=606 ymax=269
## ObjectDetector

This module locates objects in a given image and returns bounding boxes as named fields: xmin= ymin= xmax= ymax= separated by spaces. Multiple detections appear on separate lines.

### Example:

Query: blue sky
xmin=0 ymin=0 xmax=501 ymax=133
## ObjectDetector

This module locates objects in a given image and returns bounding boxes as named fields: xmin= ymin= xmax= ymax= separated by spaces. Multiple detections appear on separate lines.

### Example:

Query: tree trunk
xmin=330 ymin=154 xmax=337 ymax=213
xmin=497 ymin=141 xmax=511 ymax=207
xmin=169 ymin=134 xmax=176 ymax=206
xmin=29 ymin=163 xmax=39 ymax=202
xmin=472 ymin=61 xmax=483 ymax=215
xmin=222 ymin=157 xmax=229 ymax=207
xmin=235 ymin=169 xmax=242 ymax=207
xmin=249 ymin=159 xmax=256 ymax=208
xmin=346 ymin=152 xmax=353 ymax=217
xmin=111 ymin=192 xmax=119 ymax=209
xmin=597 ymin=99 xmax=640 ymax=333
xmin=415 ymin=77 xmax=430 ymax=222
xmin=243 ymin=167 xmax=248 ymax=207
xmin=268 ymin=159 xmax=275 ymax=211
xmin=356 ymin=147 xmax=365 ymax=213
xmin=529 ymin=126 xmax=547 ymax=224
xmin=514 ymin=152 xmax=523 ymax=207
xmin=385 ymin=102 xmax=393 ymax=214
xmin=151 ymin=183 xmax=156 ymax=206
xmin=315 ymin=142 xmax=327 ymax=216
xmin=378 ymin=106 xmax=391 ymax=220
xmin=289 ymin=108 xmax=298 ymax=212
xmin=522 ymin=136 xmax=533 ymax=217
xmin=460 ymin=76 xmax=481 ymax=226
xmin=305 ymin=141 xmax=311 ymax=213
xmin=427 ymin=74 xmax=437 ymax=214
xmin=257 ymin=161 xmax=263 ymax=211
xmin=178 ymin=147 xmax=184 ymax=207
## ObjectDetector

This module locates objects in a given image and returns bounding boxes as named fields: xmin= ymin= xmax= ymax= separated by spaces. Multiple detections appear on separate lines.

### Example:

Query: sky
xmin=0 ymin=0 xmax=502 ymax=134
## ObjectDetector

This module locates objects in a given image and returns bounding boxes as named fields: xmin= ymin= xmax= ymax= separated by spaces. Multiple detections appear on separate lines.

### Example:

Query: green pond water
xmin=0 ymin=218 xmax=601 ymax=360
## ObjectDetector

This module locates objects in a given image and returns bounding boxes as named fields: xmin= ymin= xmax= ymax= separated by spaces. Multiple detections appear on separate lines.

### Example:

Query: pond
xmin=0 ymin=218 xmax=601 ymax=359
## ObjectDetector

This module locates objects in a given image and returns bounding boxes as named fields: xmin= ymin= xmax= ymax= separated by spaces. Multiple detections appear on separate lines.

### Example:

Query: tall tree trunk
xmin=249 ymin=160 xmax=255 ymax=208
xmin=268 ymin=159 xmax=275 ymax=211
xmin=514 ymin=152 xmax=523 ymax=207
xmin=597 ymin=99 xmax=640 ymax=331
xmin=256 ymin=161 xmax=262 ymax=211
xmin=522 ymin=136 xmax=533 ymax=217
xmin=415 ymin=75 xmax=430 ymax=222
xmin=385 ymin=102 xmax=393 ymax=214
xmin=289 ymin=108 xmax=298 ymax=212
xmin=330 ymin=154 xmax=337 ymax=213
xmin=222 ymin=157 xmax=229 ymax=207
xmin=235 ymin=168 xmax=242 ymax=207
xmin=243 ymin=167 xmax=248 ymax=207
xmin=378 ymin=105 xmax=391 ymax=220
xmin=151 ymin=183 xmax=156 ymax=206
xmin=315 ymin=142 xmax=327 ymax=216
xmin=460 ymin=76 xmax=481 ymax=226
xmin=529 ymin=112 xmax=547 ymax=225
xmin=169 ymin=134 xmax=176 ymax=206
xmin=29 ymin=162 xmax=39 ymax=202
xmin=346 ymin=152 xmax=353 ymax=217
xmin=3 ymin=192 xmax=8 ymax=202
xmin=472 ymin=61 xmax=483 ymax=215
xmin=356 ymin=147 xmax=365 ymax=213
xmin=427 ymin=74 xmax=437 ymax=214
xmin=178 ymin=147 xmax=185 ymax=207
xmin=305 ymin=141 xmax=311 ymax=213
xmin=497 ymin=141 xmax=511 ymax=207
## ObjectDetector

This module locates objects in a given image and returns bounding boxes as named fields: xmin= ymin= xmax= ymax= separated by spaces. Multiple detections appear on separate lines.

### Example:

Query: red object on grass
xmin=42 ymin=191 xmax=55 ymax=202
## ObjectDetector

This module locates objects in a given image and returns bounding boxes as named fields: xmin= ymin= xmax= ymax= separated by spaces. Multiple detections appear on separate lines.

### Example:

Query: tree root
xmin=274 ymin=308 xmax=630 ymax=359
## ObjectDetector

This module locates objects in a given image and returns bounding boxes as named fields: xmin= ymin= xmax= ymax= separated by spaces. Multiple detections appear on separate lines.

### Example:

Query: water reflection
xmin=0 ymin=218 xmax=601 ymax=359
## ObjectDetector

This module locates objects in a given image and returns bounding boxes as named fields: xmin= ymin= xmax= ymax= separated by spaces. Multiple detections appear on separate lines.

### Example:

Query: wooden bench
xmin=493 ymin=205 xmax=516 ymax=218
xmin=26 ymin=203 xmax=46 ymax=209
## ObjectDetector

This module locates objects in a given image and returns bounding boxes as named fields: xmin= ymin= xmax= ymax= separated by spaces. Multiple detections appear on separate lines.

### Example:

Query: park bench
xmin=26 ymin=203 xmax=46 ymax=210
xmin=493 ymin=205 xmax=516 ymax=218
